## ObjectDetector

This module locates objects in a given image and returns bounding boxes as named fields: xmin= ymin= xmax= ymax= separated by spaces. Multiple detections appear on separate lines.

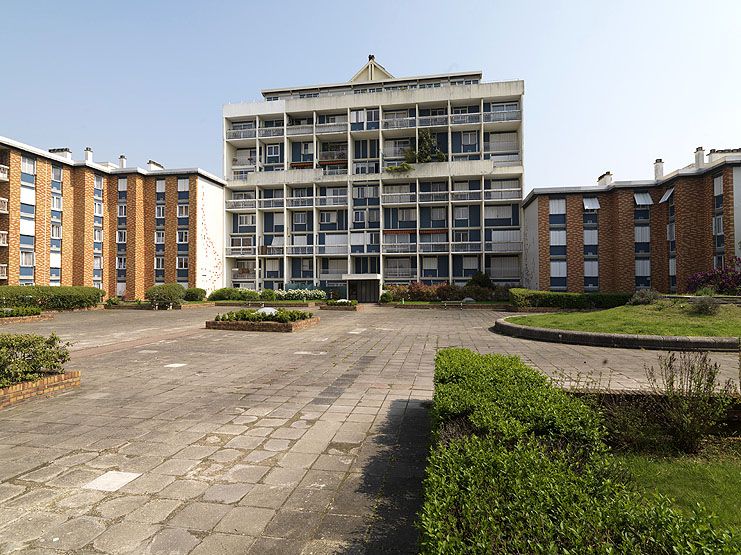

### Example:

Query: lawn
xmin=507 ymin=301 xmax=741 ymax=337
xmin=617 ymin=439 xmax=741 ymax=531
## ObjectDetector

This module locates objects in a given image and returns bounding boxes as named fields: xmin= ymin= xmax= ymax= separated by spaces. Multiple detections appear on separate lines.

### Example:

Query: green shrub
xmin=0 ymin=286 xmax=104 ymax=310
xmin=379 ymin=291 xmax=393 ymax=303
xmin=695 ymin=286 xmax=716 ymax=297
xmin=144 ymin=283 xmax=185 ymax=308
xmin=466 ymin=271 xmax=494 ymax=289
xmin=275 ymin=288 xmax=327 ymax=301
xmin=105 ymin=297 xmax=120 ymax=306
xmin=0 ymin=333 xmax=70 ymax=388
xmin=689 ymin=296 xmax=720 ymax=316
xmin=214 ymin=308 xmax=312 ymax=324
xmin=207 ymin=288 xmax=260 ymax=301
xmin=0 ymin=306 xmax=42 ymax=318
xmin=325 ymin=299 xmax=357 ymax=306
xmin=508 ymin=288 xmax=631 ymax=310
xmin=260 ymin=289 xmax=277 ymax=301
xmin=183 ymin=287 xmax=206 ymax=302
xmin=460 ymin=285 xmax=493 ymax=301
xmin=627 ymin=288 xmax=661 ymax=305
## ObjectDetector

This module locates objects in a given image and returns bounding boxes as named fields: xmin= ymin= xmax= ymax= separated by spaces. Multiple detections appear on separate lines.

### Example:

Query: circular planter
xmin=493 ymin=317 xmax=739 ymax=352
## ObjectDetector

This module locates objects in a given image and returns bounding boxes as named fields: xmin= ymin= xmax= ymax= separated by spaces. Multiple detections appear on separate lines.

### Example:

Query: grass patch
xmin=508 ymin=301 xmax=741 ymax=337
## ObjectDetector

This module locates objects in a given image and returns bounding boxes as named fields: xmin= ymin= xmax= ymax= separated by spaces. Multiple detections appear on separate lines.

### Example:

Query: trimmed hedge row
xmin=0 ymin=306 xmax=42 ymax=318
xmin=509 ymin=288 xmax=631 ymax=309
xmin=325 ymin=299 xmax=358 ymax=306
xmin=420 ymin=348 xmax=739 ymax=554
xmin=144 ymin=284 xmax=185 ymax=308
xmin=0 ymin=333 xmax=70 ymax=388
xmin=207 ymin=288 xmax=327 ymax=302
xmin=214 ymin=308 xmax=312 ymax=323
xmin=0 ymin=286 xmax=103 ymax=310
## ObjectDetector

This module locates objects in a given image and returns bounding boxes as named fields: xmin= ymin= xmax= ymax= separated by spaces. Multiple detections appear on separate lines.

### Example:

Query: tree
xmin=405 ymin=129 xmax=446 ymax=164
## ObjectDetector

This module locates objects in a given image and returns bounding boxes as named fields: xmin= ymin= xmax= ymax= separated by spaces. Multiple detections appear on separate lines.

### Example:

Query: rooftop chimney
xmin=119 ymin=155 xmax=127 ymax=169
xmin=147 ymin=159 xmax=164 ymax=171
xmin=49 ymin=148 xmax=72 ymax=160
xmin=654 ymin=158 xmax=664 ymax=180
xmin=694 ymin=146 xmax=705 ymax=169
xmin=597 ymin=171 xmax=613 ymax=186
xmin=368 ymin=54 xmax=375 ymax=61
xmin=84 ymin=147 xmax=93 ymax=163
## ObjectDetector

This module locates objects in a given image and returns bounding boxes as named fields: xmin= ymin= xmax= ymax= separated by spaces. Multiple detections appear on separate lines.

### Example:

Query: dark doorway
xmin=348 ymin=280 xmax=379 ymax=303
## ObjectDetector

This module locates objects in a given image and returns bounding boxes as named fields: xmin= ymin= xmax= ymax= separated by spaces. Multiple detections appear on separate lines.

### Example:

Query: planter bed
xmin=105 ymin=303 xmax=182 ymax=310
xmin=179 ymin=302 xmax=216 ymax=309
xmin=494 ymin=317 xmax=740 ymax=352
xmin=0 ymin=313 xmax=52 ymax=325
xmin=320 ymin=304 xmax=364 ymax=311
xmin=389 ymin=302 xmax=509 ymax=310
xmin=1 ymin=371 xmax=80 ymax=410
xmin=206 ymin=316 xmax=320 ymax=332
xmin=214 ymin=301 xmax=316 ymax=308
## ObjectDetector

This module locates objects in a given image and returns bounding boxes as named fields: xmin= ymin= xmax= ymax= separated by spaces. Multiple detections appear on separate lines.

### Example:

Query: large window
xmin=21 ymin=157 xmax=36 ymax=175
xmin=293 ymin=212 xmax=307 ymax=225
xmin=548 ymin=198 xmax=566 ymax=225
xmin=177 ymin=256 xmax=189 ymax=270
xmin=156 ymin=205 xmax=165 ymax=218
xmin=154 ymin=231 xmax=165 ymax=244
xmin=116 ymin=256 xmax=126 ymax=270
xmin=177 ymin=178 xmax=189 ymax=192
xmin=20 ymin=251 xmax=35 ymax=267
xmin=549 ymin=229 xmax=567 ymax=256
xmin=177 ymin=230 xmax=189 ymax=244
xmin=177 ymin=205 xmax=189 ymax=218
xmin=550 ymin=260 xmax=567 ymax=290
xmin=116 ymin=230 xmax=127 ymax=243
xmin=117 ymin=178 xmax=127 ymax=192
xmin=117 ymin=204 xmax=126 ymax=218
xmin=156 ymin=179 xmax=166 ymax=193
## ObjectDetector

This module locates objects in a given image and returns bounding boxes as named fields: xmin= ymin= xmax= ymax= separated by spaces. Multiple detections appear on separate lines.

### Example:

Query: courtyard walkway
xmin=0 ymin=306 xmax=737 ymax=553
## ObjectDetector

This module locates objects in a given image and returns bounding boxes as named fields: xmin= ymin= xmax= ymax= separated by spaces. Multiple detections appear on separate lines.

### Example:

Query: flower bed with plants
xmin=380 ymin=273 xmax=511 ymax=306
xmin=419 ymin=348 xmax=740 ymax=553
xmin=0 ymin=286 xmax=103 ymax=310
xmin=206 ymin=308 xmax=319 ymax=332
xmin=320 ymin=299 xmax=362 ymax=311
xmin=208 ymin=287 xmax=327 ymax=303
xmin=0 ymin=306 xmax=47 ymax=324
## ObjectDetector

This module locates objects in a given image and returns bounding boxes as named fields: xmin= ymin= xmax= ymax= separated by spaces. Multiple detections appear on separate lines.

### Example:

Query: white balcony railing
xmin=382 ymin=117 xmax=415 ymax=129
xmin=226 ymin=246 xmax=256 ymax=257
xmin=286 ymin=124 xmax=313 ymax=135
xmin=318 ymin=271 xmax=346 ymax=280
xmin=0 ymin=264 xmax=7 ymax=279
xmin=384 ymin=267 xmax=415 ymax=279
xmin=490 ymin=154 xmax=522 ymax=166
xmin=0 ymin=231 xmax=7 ymax=247
xmin=323 ymin=166 xmax=348 ymax=176
xmin=258 ymin=127 xmax=284 ymax=138
xmin=483 ymin=110 xmax=521 ymax=123
xmin=232 ymin=169 xmax=256 ymax=181
xmin=451 ymin=242 xmax=482 ymax=252
xmin=286 ymin=197 xmax=314 ymax=207
xmin=318 ymin=150 xmax=348 ymax=161
xmin=451 ymin=190 xmax=482 ymax=201
xmin=264 ymin=246 xmax=284 ymax=256
xmin=258 ymin=198 xmax=285 ymax=209
xmin=317 ymin=245 xmax=348 ymax=254
xmin=317 ymin=196 xmax=348 ymax=206
xmin=286 ymin=245 xmax=314 ymax=255
xmin=315 ymin=122 xmax=348 ymax=134
xmin=383 ymin=146 xmax=412 ymax=158
xmin=226 ymin=199 xmax=256 ymax=210
xmin=419 ymin=242 xmax=449 ymax=253
xmin=484 ymin=189 xmax=521 ymax=200
xmin=418 ymin=192 xmax=449 ymax=203
xmin=231 ymin=269 xmax=256 ymax=280
xmin=381 ymin=193 xmax=416 ymax=204
xmin=233 ymin=157 xmax=257 ymax=167
xmin=417 ymin=115 xmax=448 ymax=127
xmin=226 ymin=128 xmax=257 ymax=140
xmin=450 ymin=113 xmax=481 ymax=125
xmin=0 ymin=165 xmax=8 ymax=182
xmin=382 ymin=243 xmax=416 ymax=253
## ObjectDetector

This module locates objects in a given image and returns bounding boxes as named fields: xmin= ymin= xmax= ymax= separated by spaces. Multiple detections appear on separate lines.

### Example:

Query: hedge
xmin=0 ymin=286 xmax=103 ymax=310
xmin=214 ymin=308 xmax=312 ymax=323
xmin=144 ymin=283 xmax=185 ymax=308
xmin=325 ymin=299 xmax=357 ymax=306
xmin=207 ymin=288 xmax=327 ymax=302
xmin=508 ymin=288 xmax=631 ymax=310
xmin=0 ymin=333 xmax=70 ymax=388
xmin=183 ymin=287 xmax=206 ymax=302
xmin=208 ymin=288 xmax=260 ymax=301
xmin=0 ymin=306 xmax=42 ymax=318
xmin=419 ymin=348 xmax=740 ymax=554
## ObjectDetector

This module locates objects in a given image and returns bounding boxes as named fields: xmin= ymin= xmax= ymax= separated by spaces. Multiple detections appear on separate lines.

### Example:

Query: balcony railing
xmin=484 ymin=141 xmax=519 ymax=153
xmin=317 ymin=245 xmax=347 ymax=254
xmin=0 ymin=231 xmax=7 ymax=247
xmin=315 ymin=122 xmax=348 ymax=134
xmin=353 ymin=161 xmax=379 ymax=175
xmin=258 ymin=127 xmax=284 ymax=138
xmin=318 ymin=271 xmax=346 ymax=280
xmin=490 ymin=153 xmax=522 ymax=166
xmin=451 ymin=242 xmax=482 ymax=252
xmin=286 ymin=124 xmax=313 ymax=135
xmin=485 ymin=241 xmax=523 ymax=253
xmin=323 ymin=166 xmax=348 ymax=176
xmin=451 ymin=190 xmax=482 ymax=201
xmin=226 ymin=128 xmax=257 ymax=140
xmin=231 ymin=269 xmax=256 ymax=280
xmin=382 ymin=117 xmax=415 ymax=129
xmin=383 ymin=267 xmax=415 ymax=279
xmin=418 ymin=115 xmax=448 ymax=127
xmin=226 ymin=198 xmax=256 ymax=210
xmin=318 ymin=150 xmax=348 ymax=161
xmin=382 ymin=243 xmax=416 ymax=253
xmin=232 ymin=169 xmax=256 ymax=181
xmin=317 ymin=196 xmax=348 ymax=206
xmin=0 ymin=197 xmax=8 ymax=214
xmin=381 ymin=193 xmax=416 ymax=204
xmin=0 ymin=165 xmax=8 ymax=182
xmin=484 ymin=189 xmax=521 ymax=200
xmin=0 ymin=264 xmax=7 ymax=280
xmin=286 ymin=197 xmax=314 ymax=207
xmin=258 ymin=198 xmax=285 ymax=209
xmin=450 ymin=113 xmax=481 ymax=125
xmin=418 ymin=192 xmax=449 ymax=203
xmin=233 ymin=157 xmax=257 ymax=167
xmin=383 ymin=146 xmax=412 ymax=158
xmin=419 ymin=242 xmax=449 ymax=253
xmin=483 ymin=110 xmax=521 ymax=122
xmin=286 ymin=245 xmax=314 ymax=255
xmin=264 ymin=246 xmax=284 ymax=255
xmin=226 ymin=246 xmax=256 ymax=257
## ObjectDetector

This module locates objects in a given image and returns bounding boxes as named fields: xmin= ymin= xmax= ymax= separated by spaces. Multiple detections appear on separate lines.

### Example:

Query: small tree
xmin=406 ymin=129 xmax=446 ymax=164
xmin=466 ymin=271 xmax=494 ymax=290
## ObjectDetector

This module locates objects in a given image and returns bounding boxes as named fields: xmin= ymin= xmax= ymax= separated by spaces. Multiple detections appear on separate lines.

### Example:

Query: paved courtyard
xmin=0 ymin=306 xmax=737 ymax=554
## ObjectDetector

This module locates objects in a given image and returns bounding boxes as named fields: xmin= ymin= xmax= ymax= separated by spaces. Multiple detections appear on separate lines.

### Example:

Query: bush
xmin=419 ymin=348 xmax=740 ymax=553
xmin=144 ymin=283 xmax=185 ymax=308
xmin=183 ymin=287 xmax=206 ymax=302
xmin=105 ymin=297 xmax=120 ymax=306
xmin=627 ymin=288 xmax=661 ymax=305
xmin=0 ymin=333 xmax=70 ymax=388
xmin=466 ymin=271 xmax=494 ymax=289
xmin=214 ymin=308 xmax=312 ymax=324
xmin=0 ymin=286 xmax=104 ymax=310
xmin=509 ymin=288 xmax=631 ymax=310
xmin=208 ymin=288 xmax=260 ymax=301
xmin=379 ymin=291 xmax=393 ymax=303
xmin=259 ymin=289 xmax=276 ymax=301
xmin=325 ymin=299 xmax=357 ymax=306
xmin=687 ymin=257 xmax=741 ymax=294
xmin=695 ymin=286 xmax=716 ymax=297
xmin=274 ymin=288 xmax=327 ymax=301
xmin=0 ymin=306 xmax=42 ymax=318
xmin=689 ymin=296 xmax=720 ymax=316
xmin=460 ymin=285 xmax=493 ymax=302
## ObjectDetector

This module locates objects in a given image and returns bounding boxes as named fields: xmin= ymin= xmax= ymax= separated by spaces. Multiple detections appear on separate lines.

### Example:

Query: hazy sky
xmin=1 ymin=0 xmax=739 ymax=191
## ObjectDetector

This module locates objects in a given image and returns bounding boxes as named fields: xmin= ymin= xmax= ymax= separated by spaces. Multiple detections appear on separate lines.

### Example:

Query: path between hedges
xmin=0 ymin=307 xmax=737 ymax=554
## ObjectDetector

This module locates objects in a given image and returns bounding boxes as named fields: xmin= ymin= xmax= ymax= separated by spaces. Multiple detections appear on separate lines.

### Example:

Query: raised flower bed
xmin=206 ymin=308 xmax=319 ymax=332
xmin=0 ymin=306 xmax=50 ymax=324
xmin=320 ymin=299 xmax=363 ymax=311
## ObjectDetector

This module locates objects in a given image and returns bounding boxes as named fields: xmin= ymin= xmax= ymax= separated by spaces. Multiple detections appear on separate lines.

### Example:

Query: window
xmin=431 ymin=207 xmax=446 ymax=221
xmin=115 ymin=256 xmax=126 ymax=270
xmin=368 ymin=209 xmax=380 ymax=222
xmin=714 ymin=255 xmax=725 ymax=270
xmin=154 ymin=231 xmax=164 ymax=244
xmin=293 ymin=212 xmax=307 ymax=225
xmin=156 ymin=179 xmax=166 ymax=193
xmin=423 ymin=257 xmax=437 ymax=271
xmin=117 ymin=230 xmax=127 ymax=243
xmin=177 ymin=178 xmax=189 ymax=192
xmin=177 ymin=257 xmax=189 ymax=270
xmin=634 ymin=226 xmax=650 ymax=243
xmin=265 ymin=259 xmax=279 ymax=272
xmin=154 ymin=257 xmax=165 ymax=270
xmin=320 ymin=211 xmax=337 ymax=224
xmin=238 ymin=214 xmax=255 ymax=226
xmin=584 ymin=260 xmax=599 ymax=276
xmin=462 ymin=131 xmax=478 ymax=147
xmin=633 ymin=192 xmax=653 ymax=206
xmin=94 ymin=256 xmax=103 ymax=270
xmin=155 ymin=205 xmax=165 ymax=218
xmin=117 ymin=178 xmax=127 ymax=192
xmin=713 ymin=215 xmax=724 ymax=236
xmin=453 ymin=230 xmax=469 ymax=242
xmin=52 ymin=166 xmax=63 ymax=182
xmin=20 ymin=251 xmax=35 ymax=267
xmin=549 ymin=198 xmax=566 ymax=214
xmin=94 ymin=228 xmax=103 ymax=242
xmin=635 ymin=259 xmax=651 ymax=276
xmin=177 ymin=205 xmax=189 ymax=218
xmin=94 ymin=202 xmax=103 ymax=216
xmin=51 ymin=196 xmax=63 ymax=210
xmin=21 ymin=157 xmax=36 ymax=175
xmin=354 ymin=210 xmax=365 ymax=223
xmin=350 ymin=110 xmax=365 ymax=123
xmin=177 ymin=230 xmax=189 ymax=244
xmin=50 ymin=224 xmax=62 ymax=239
xmin=301 ymin=258 xmax=312 ymax=272
xmin=713 ymin=175 xmax=723 ymax=197
xmin=453 ymin=206 xmax=468 ymax=221
xmin=273 ymin=212 xmax=284 ymax=226
xmin=550 ymin=229 xmax=566 ymax=256
xmin=399 ymin=208 xmax=416 ymax=221
xmin=463 ymin=257 xmax=478 ymax=270
xmin=117 ymin=204 xmax=127 ymax=218
xmin=550 ymin=260 xmax=567 ymax=289
xmin=583 ymin=197 xmax=600 ymax=210
xmin=267 ymin=145 xmax=280 ymax=157
xmin=301 ymin=142 xmax=313 ymax=156
xmin=583 ymin=229 xmax=598 ymax=245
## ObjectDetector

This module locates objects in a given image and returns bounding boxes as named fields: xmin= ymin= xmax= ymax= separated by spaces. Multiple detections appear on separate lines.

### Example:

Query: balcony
xmin=382 ymin=243 xmax=416 ymax=253
xmin=286 ymin=124 xmax=313 ymax=136
xmin=232 ymin=168 xmax=257 ymax=181
xmin=419 ymin=242 xmax=449 ymax=253
xmin=382 ymin=117 xmax=415 ymax=129
xmin=0 ymin=231 xmax=7 ymax=246
xmin=383 ymin=146 xmax=412 ymax=158
xmin=418 ymin=192 xmax=449 ymax=203
xmin=0 ymin=165 xmax=8 ymax=182
xmin=451 ymin=190 xmax=482 ymax=201
xmin=484 ymin=141 xmax=519 ymax=153
xmin=317 ymin=245 xmax=347 ymax=255
xmin=226 ymin=128 xmax=257 ymax=140
xmin=258 ymin=198 xmax=285 ymax=209
xmin=418 ymin=115 xmax=448 ymax=127
xmin=263 ymin=246 xmax=284 ymax=256
xmin=484 ymin=189 xmax=521 ymax=201
xmin=384 ymin=267 xmax=415 ymax=279
xmin=489 ymin=153 xmax=522 ymax=167
xmin=451 ymin=242 xmax=482 ymax=252
xmin=381 ymin=192 xmax=416 ymax=204
xmin=353 ymin=161 xmax=379 ymax=175
xmin=317 ymin=195 xmax=348 ymax=207
xmin=323 ymin=166 xmax=348 ymax=176
xmin=286 ymin=245 xmax=314 ymax=255
xmin=226 ymin=246 xmax=256 ymax=257
xmin=450 ymin=113 xmax=481 ymax=125
xmin=485 ymin=241 xmax=523 ymax=253
xmin=226 ymin=198 xmax=256 ymax=210
xmin=286 ymin=197 xmax=314 ymax=208
xmin=0 ymin=264 xmax=7 ymax=279
xmin=233 ymin=156 xmax=257 ymax=167
xmin=483 ymin=110 xmax=521 ymax=123
xmin=315 ymin=122 xmax=348 ymax=134
xmin=486 ymin=230 xmax=522 ymax=253
xmin=318 ymin=271 xmax=346 ymax=280
xmin=258 ymin=127 xmax=284 ymax=138
xmin=232 ymin=269 xmax=256 ymax=280
xmin=0 ymin=197 xmax=7 ymax=213
xmin=318 ymin=150 xmax=348 ymax=162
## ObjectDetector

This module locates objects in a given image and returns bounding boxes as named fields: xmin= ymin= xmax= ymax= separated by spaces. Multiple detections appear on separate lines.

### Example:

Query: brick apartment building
xmin=523 ymin=147 xmax=741 ymax=294
xmin=0 ymin=137 xmax=225 ymax=300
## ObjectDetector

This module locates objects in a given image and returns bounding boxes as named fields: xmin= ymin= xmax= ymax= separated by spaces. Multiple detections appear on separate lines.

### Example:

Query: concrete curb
xmin=493 ymin=317 xmax=740 ymax=352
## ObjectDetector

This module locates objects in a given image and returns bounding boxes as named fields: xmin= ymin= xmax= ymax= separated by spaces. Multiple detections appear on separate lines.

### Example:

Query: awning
xmin=659 ymin=187 xmax=674 ymax=204
xmin=634 ymin=192 xmax=654 ymax=206
xmin=582 ymin=197 xmax=600 ymax=210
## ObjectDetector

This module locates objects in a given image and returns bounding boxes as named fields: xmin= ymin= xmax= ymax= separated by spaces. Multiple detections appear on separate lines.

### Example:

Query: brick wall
xmin=72 ymin=167 xmax=96 ymax=288
xmin=33 ymin=159 xmax=51 ymax=285
xmin=60 ymin=166 xmax=74 ymax=286
xmin=143 ymin=176 xmax=157 ymax=290
xmin=537 ymin=197 xmax=549 ymax=290
xmin=188 ymin=175 xmax=198 ymax=288
xmin=649 ymin=187 xmax=670 ymax=293
xmin=125 ymin=174 xmax=146 ymax=300
xmin=164 ymin=175 xmax=178 ymax=283
xmin=565 ymin=195 xmax=583 ymax=291
xmin=721 ymin=166 xmax=736 ymax=266
xmin=1 ymin=150 xmax=21 ymax=284
xmin=105 ymin=174 xmax=118 ymax=296
xmin=674 ymin=174 xmax=714 ymax=293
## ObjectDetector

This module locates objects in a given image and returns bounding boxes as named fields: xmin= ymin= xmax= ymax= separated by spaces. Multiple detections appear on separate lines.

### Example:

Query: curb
xmin=493 ymin=317 xmax=740 ymax=352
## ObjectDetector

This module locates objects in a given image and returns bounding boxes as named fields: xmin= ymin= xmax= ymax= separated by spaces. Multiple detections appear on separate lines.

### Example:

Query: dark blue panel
xmin=50 ymin=239 xmax=62 ymax=250
xmin=451 ymin=132 xmax=462 ymax=153
xmin=51 ymin=210 xmax=62 ymax=220
xmin=177 ymin=243 xmax=189 ymax=252
xmin=118 ymin=191 xmax=127 ymax=200
xmin=20 ymin=235 xmax=34 ymax=247
xmin=21 ymin=173 xmax=35 ymax=184
xmin=20 ymin=203 xmax=35 ymax=216
xmin=177 ymin=269 xmax=189 ymax=279
xmin=178 ymin=217 xmax=189 ymax=226
xmin=20 ymin=267 xmax=34 ymax=277
xmin=117 ymin=217 xmax=126 ymax=226
xmin=94 ymin=216 xmax=103 ymax=226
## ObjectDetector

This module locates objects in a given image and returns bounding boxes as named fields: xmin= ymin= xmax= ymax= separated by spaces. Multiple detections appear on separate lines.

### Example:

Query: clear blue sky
xmin=1 ymin=0 xmax=739 ymax=191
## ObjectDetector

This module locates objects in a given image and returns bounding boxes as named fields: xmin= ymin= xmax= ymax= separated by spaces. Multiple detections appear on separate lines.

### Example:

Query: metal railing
xmin=258 ymin=127 xmax=284 ymax=137
xmin=226 ymin=128 xmax=257 ymax=140
xmin=323 ymin=166 xmax=348 ymax=176
xmin=418 ymin=115 xmax=448 ymax=127
xmin=226 ymin=246 xmax=256 ymax=256
xmin=418 ymin=192 xmax=449 ymax=203
xmin=485 ymin=241 xmax=523 ymax=253
xmin=0 ymin=198 xmax=8 ymax=213
xmin=233 ymin=157 xmax=257 ymax=167
xmin=0 ymin=232 xmax=7 ymax=247
xmin=286 ymin=124 xmax=313 ymax=135
xmin=317 ymin=245 xmax=348 ymax=254
xmin=226 ymin=198 xmax=256 ymax=210
xmin=382 ymin=117 xmax=415 ymax=129
xmin=484 ymin=189 xmax=521 ymax=200
xmin=265 ymin=246 xmax=284 ymax=255
xmin=258 ymin=198 xmax=285 ymax=208
xmin=490 ymin=154 xmax=522 ymax=166
xmin=315 ymin=122 xmax=348 ymax=134
xmin=0 ymin=165 xmax=8 ymax=182
xmin=318 ymin=271 xmax=346 ymax=280
xmin=383 ymin=146 xmax=412 ymax=158
xmin=381 ymin=193 xmax=416 ymax=204
xmin=383 ymin=268 xmax=415 ymax=279
xmin=450 ymin=113 xmax=481 ymax=125
xmin=382 ymin=243 xmax=416 ymax=253
xmin=451 ymin=190 xmax=482 ymax=201
xmin=418 ymin=242 xmax=449 ymax=253
xmin=317 ymin=196 xmax=348 ymax=206
xmin=232 ymin=169 xmax=256 ymax=181
xmin=483 ymin=110 xmax=521 ymax=122
xmin=318 ymin=150 xmax=348 ymax=161
xmin=286 ymin=245 xmax=314 ymax=255
xmin=286 ymin=197 xmax=314 ymax=207
xmin=231 ymin=269 xmax=256 ymax=280
xmin=451 ymin=242 xmax=482 ymax=252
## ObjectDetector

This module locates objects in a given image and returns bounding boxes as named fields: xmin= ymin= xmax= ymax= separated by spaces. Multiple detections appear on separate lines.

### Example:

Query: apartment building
xmin=523 ymin=147 xmax=741 ymax=294
xmin=0 ymin=137 xmax=225 ymax=299
xmin=222 ymin=56 xmax=524 ymax=301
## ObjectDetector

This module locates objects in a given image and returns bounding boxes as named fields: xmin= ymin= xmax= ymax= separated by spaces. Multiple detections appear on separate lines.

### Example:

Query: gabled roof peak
xmin=350 ymin=55 xmax=394 ymax=83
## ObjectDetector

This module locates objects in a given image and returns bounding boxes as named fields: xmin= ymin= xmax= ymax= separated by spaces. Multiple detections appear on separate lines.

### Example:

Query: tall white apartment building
xmin=222 ymin=56 xmax=524 ymax=301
